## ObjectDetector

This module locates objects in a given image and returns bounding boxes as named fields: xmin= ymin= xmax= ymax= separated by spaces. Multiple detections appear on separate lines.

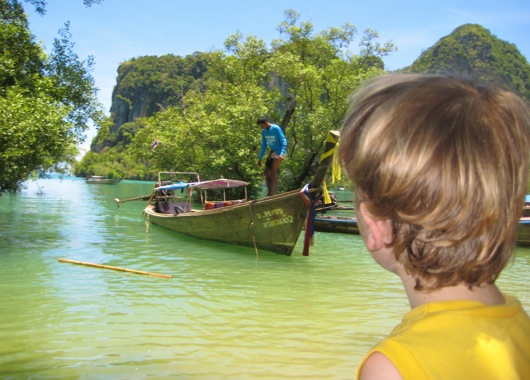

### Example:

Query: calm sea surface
xmin=1 ymin=178 xmax=529 ymax=379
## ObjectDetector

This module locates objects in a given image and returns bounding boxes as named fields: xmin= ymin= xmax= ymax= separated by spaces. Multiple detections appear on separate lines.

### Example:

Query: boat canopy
xmin=157 ymin=179 xmax=249 ymax=192
xmin=191 ymin=179 xmax=248 ymax=190
xmin=157 ymin=181 xmax=191 ymax=191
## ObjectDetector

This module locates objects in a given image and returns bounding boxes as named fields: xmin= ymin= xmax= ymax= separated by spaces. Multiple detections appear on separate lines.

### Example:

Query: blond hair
xmin=339 ymin=73 xmax=530 ymax=290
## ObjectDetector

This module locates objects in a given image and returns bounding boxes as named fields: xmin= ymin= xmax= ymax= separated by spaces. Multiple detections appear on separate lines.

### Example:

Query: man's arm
xmin=258 ymin=130 xmax=267 ymax=161
xmin=277 ymin=128 xmax=287 ymax=156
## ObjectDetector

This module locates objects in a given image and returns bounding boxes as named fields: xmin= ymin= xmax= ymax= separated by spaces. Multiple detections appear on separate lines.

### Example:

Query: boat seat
xmin=204 ymin=201 xmax=233 ymax=210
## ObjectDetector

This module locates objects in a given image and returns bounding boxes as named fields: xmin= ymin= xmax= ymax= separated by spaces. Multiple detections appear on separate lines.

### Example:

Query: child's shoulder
xmin=397 ymin=296 xmax=530 ymax=334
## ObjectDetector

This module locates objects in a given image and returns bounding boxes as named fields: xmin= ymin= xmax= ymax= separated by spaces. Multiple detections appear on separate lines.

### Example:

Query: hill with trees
xmin=406 ymin=23 xmax=530 ymax=99
xmin=74 ymin=9 xmax=395 ymax=194
xmin=91 ymin=53 xmax=211 ymax=152
xmin=74 ymin=19 xmax=530 ymax=194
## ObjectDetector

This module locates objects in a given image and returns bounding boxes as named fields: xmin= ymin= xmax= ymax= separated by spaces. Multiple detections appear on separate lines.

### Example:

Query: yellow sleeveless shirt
xmin=357 ymin=295 xmax=530 ymax=379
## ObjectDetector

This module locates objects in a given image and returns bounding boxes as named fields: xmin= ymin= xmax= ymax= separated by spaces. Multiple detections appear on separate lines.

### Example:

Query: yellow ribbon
xmin=319 ymin=133 xmax=340 ymax=204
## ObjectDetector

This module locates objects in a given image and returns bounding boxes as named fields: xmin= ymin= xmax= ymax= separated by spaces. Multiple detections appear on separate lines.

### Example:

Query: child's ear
xmin=359 ymin=202 xmax=393 ymax=252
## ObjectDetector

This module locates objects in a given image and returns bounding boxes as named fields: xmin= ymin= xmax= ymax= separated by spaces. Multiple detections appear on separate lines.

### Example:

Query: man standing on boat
xmin=257 ymin=116 xmax=287 ymax=196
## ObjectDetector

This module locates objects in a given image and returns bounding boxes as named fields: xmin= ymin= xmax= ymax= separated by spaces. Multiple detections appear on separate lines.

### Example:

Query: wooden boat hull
xmin=86 ymin=177 xmax=122 ymax=184
xmin=144 ymin=189 xmax=312 ymax=255
xmin=516 ymin=217 xmax=530 ymax=246
xmin=314 ymin=215 xmax=359 ymax=235
xmin=315 ymin=214 xmax=530 ymax=248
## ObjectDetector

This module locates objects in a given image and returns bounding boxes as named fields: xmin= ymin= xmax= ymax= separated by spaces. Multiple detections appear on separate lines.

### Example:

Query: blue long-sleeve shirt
xmin=259 ymin=124 xmax=287 ymax=160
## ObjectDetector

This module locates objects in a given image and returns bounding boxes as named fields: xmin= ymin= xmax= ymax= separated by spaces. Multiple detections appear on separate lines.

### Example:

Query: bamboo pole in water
xmin=58 ymin=258 xmax=172 ymax=278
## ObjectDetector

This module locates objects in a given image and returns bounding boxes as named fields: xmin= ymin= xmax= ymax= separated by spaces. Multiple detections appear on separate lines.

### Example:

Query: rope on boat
xmin=248 ymin=202 xmax=259 ymax=257
xmin=248 ymin=201 xmax=259 ymax=258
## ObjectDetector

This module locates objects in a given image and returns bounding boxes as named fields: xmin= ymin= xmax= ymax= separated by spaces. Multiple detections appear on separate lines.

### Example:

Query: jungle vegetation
xmin=74 ymin=20 xmax=530 ymax=196
xmin=74 ymin=9 xmax=396 ymax=195
xmin=406 ymin=23 xmax=530 ymax=100
xmin=0 ymin=0 xmax=104 ymax=192
xmin=3 ymin=2 xmax=530 ymax=194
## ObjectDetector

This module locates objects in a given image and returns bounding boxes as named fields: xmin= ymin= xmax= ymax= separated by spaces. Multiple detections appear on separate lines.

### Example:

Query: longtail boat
xmin=314 ymin=209 xmax=530 ymax=247
xmin=86 ymin=175 xmax=122 ymax=185
xmin=516 ymin=217 xmax=530 ymax=246
xmin=314 ymin=214 xmax=359 ymax=235
xmin=118 ymin=131 xmax=340 ymax=255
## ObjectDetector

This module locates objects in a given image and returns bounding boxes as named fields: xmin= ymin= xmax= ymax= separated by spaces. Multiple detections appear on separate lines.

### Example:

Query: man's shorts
xmin=265 ymin=152 xmax=284 ymax=169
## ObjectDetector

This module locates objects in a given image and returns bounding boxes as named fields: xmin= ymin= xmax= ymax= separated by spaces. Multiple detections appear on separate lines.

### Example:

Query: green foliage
xmin=266 ymin=10 xmax=386 ymax=189
xmin=78 ymin=9 xmax=394 ymax=195
xmin=106 ymin=8 xmax=390 ymax=195
xmin=0 ymin=0 xmax=44 ymax=91
xmin=0 ymin=0 xmax=104 ymax=192
xmin=72 ymin=150 xmax=131 ymax=179
xmin=46 ymin=22 xmax=104 ymax=142
xmin=407 ymin=24 xmax=530 ymax=99
xmin=0 ymin=83 xmax=72 ymax=191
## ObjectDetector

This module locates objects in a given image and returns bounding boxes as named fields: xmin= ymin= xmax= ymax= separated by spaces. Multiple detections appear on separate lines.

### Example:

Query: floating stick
xmin=58 ymin=258 xmax=172 ymax=278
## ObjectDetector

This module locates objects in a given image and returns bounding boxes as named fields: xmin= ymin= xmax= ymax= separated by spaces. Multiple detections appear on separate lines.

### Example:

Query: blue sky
xmin=25 ymin=0 xmax=530 ymax=148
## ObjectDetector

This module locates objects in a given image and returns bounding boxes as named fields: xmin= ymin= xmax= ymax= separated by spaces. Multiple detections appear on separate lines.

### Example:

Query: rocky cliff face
xmin=91 ymin=53 xmax=209 ymax=152
xmin=109 ymin=90 xmax=149 ymax=131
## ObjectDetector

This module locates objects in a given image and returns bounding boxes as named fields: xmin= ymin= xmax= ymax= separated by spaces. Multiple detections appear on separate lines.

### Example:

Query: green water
xmin=1 ymin=178 xmax=529 ymax=378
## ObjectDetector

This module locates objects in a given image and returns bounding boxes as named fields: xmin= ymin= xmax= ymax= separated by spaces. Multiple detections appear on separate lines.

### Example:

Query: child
xmin=338 ymin=73 xmax=530 ymax=379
